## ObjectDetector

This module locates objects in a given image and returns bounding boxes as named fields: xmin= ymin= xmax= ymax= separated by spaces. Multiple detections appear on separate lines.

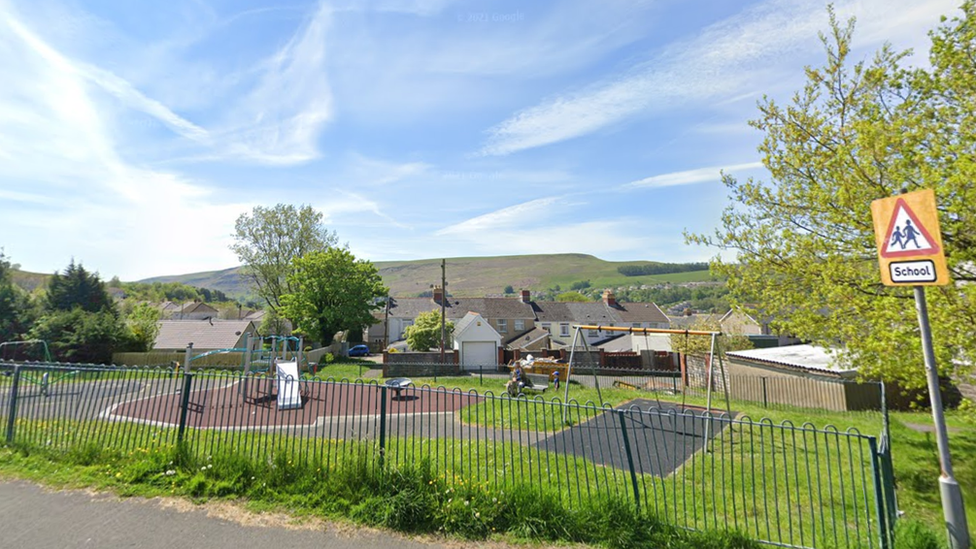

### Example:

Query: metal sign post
xmin=871 ymin=189 xmax=969 ymax=549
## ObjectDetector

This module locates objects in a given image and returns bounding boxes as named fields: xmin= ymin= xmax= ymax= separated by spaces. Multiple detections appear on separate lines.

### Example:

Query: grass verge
xmin=0 ymin=442 xmax=757 ymax=549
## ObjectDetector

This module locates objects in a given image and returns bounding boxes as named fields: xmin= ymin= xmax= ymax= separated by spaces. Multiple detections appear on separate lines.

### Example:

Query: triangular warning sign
xmin=880 ymin=198 xmax=941 ymax=258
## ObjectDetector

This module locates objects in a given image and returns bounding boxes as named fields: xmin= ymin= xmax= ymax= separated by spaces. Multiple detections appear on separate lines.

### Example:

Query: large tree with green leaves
xmin=47 ymin=260 xmax=114 ymax=313
xmin=404 ymin=310 xmax=454 ymax=352
xmin=230 ymin=204 xmax=338 ymax=312
xmin=688 ymin=6 xmax=976 ymax=387
xmin=279 ymin=249 xmax=387 ymax=347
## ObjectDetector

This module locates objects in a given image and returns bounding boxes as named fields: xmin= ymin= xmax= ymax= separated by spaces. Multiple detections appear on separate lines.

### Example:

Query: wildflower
xmin=475 ymin=512 xmax=480 ymax=518
xmin=464 ymin=500 xmax=469 ymax=506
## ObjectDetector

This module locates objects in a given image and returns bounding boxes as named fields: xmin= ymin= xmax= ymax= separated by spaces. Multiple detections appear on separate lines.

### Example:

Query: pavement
xmin=0 ymin=480 xmax=456 ymax=549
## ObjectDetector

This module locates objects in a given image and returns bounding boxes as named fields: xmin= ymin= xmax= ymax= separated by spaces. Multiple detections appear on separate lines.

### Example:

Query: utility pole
xmin=440 ymin=259 xmax=447 ymax=364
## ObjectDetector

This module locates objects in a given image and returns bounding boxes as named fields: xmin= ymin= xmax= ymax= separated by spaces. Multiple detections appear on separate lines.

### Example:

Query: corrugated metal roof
xmin=725 ymin=344 xmax=856 ymax=377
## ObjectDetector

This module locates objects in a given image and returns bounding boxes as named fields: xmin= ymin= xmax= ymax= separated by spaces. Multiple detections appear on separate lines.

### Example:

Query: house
xmin=505 ymin=326 xmax=550 ymax=352
xmin=533 ymin=291 xmax=669 ymax=348
xmin=452 ymin=312 xmax=502 ymax=369
xmin=367 ymin=287 xmax=537 ymax=347
xmin=159 ymin=301 xmax=219 ymax=321
xmin=153 ymin=320 xmax=258 ymax=352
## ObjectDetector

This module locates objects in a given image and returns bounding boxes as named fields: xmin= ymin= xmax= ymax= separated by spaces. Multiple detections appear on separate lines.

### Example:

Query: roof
xmin=154 ymin=320 xmax=256 ymax=351
xmin=725 ymin=344 xmax=856 ymax=377
xmin=181 ymin=302 xmax=219 ymax=314
xmin=596 ymin=334 xmax=632 ymax=352
xmin=534 ymin=300 xmax=668 ymax=325
xmin=388 ymin=297 xmax=535 ymax=320
xmin=505 ymin=326 xmax=550 ymax=349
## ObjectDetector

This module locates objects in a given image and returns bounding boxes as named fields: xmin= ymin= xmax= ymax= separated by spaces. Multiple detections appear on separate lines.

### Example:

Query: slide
xmin=275 ymin=361 xmax=302 ymax=410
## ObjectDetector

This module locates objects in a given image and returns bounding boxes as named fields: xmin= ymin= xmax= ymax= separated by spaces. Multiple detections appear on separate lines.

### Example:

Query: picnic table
xmin=385 ymin=377 xmax=413 ymax=400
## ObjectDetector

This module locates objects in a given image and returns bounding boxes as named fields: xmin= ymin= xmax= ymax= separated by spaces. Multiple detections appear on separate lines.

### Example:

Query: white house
xmin=452 ymin=312 xmax=502 ymax=370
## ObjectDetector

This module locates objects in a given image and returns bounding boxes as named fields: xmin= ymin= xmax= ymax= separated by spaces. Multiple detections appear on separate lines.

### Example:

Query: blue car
xmin=348 ymin=344 xmax=370 ymax=357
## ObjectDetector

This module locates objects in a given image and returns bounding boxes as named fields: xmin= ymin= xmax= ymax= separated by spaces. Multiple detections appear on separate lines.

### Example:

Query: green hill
xmin=141 ymin=254 xmax=717 ymax=298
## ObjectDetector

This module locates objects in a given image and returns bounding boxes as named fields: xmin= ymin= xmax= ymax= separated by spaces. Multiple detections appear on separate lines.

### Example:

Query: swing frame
xmin=565 ymin=325 xmax=731 ymax=417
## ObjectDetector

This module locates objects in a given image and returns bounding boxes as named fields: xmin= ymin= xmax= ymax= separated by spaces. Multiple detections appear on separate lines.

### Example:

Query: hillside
xmin=142 ymin=254 xmax=717 ymax=298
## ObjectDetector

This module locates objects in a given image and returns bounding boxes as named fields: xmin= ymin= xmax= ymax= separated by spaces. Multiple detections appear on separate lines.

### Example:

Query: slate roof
xmin=387 ymin=297 xmax=535 ymax=320
xmin=154 ymin=320 xmax=256 ymax=351
xmin=533 ymin=301 xmax=668 ymax=325
xmin=505 ymin=326 xmax=550 ymax=349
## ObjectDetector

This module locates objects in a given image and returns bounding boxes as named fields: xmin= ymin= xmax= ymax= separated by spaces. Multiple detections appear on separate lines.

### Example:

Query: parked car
xmin=348 ymin=344 xmax=370 ymax=357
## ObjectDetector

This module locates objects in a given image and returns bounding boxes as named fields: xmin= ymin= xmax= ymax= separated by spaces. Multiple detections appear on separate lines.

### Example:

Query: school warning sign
xmin=870 ymin=189 xmax=950 ymax=286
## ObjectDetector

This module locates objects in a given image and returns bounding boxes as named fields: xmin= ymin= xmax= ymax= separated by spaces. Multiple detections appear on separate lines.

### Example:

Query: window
xmin=560 ymin=323 xmax=569 ymax=337
xmin=589 ymin=329 xmax=599 ymax=337
xmin=632 ymin=323 xmax=642 ymax=328
xmin=498 ymin=319 xmax=508 ymax=333
xmin=541 ymin=323 xmax=551 ymax=332
xmin=514 ymin=319 xmax=525 ymax=331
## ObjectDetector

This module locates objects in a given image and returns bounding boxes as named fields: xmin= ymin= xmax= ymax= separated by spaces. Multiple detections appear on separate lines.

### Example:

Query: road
xmin=0 ymin=480 xmax=460 ymax=549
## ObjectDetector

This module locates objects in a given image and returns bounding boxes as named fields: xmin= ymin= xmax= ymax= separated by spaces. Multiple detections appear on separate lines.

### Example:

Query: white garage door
xmin=461 ymin=341 xmax=496 ymax=370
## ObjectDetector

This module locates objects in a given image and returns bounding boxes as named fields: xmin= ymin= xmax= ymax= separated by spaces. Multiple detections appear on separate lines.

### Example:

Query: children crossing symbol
xmin=880 ymin=198 xmax=940 ymax=258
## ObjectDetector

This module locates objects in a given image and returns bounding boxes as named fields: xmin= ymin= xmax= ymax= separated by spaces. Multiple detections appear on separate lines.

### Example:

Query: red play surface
xmin=109 ymin=379 xmax=483 ymax=429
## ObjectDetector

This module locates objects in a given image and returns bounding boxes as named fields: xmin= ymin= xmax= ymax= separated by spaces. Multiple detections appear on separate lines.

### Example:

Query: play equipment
xmin=562 ymin=326 xmax=731 ymax=422
xmin=181 ymin=333 xmax=307 ymax=409
xmin=275 ymin=360 xmax=302 ymax=410
xmin=0 ymin=340 xmax=76 ymax=396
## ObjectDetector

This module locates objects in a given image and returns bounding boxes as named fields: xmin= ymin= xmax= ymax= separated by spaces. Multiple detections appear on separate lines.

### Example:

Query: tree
xmin=405 ymin=310 xmax=454 ymax=351
xmin=47 ymin=260 xmax=113 ymax=313
xmin=570 ymin=280 xmax=591 ymax=291
xmin=29 ymin=308 xmax=125 ymax=364
xmin=258 ymin=309 xmax=292 ymax=337
xmin=230 ymin=204 xmax=338 ymax=312
xmin=0 ymin=251 xmax=34 ymax=342
xmin=556 ymin=291 xmax=589 ymax=302
xmin=503 ymin=285 xmax=514 ymax=294
xmin=125 ymin=302 xmax=161 ymax=352
xmin=279 ymin=249 xmax=387 ymax=347
xmin=688 ymin=6 xmax=976 ymax=387
xmin=669 ymin=320 xmax=752 ymax=357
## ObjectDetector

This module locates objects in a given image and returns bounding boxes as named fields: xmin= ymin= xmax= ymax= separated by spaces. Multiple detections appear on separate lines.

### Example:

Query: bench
xmin=523 ymin=373 xmax=549 ymax=392
xmin=385 ymin=377 xmax=413 ymax=400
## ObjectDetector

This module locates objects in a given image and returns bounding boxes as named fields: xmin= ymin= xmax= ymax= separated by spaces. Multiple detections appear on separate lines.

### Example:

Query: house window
xmin=589 ymin=329 xmax=599 ymax=338
xmin=498 ymin=319 xmax=508 ymax=333
xmin=560 ymin=323 xmax=569 ymax=337
xmin=514 ymin=319 xmax=524 ymax=331
xmin=541 ymin=323 xmax=551 ymax=332
xmin=632 ymin=323 xmax=641 ymax=328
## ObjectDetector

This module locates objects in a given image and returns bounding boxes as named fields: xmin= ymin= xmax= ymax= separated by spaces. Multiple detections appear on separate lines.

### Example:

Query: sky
xmin=0 ymin=0 xmax=961 ymax=281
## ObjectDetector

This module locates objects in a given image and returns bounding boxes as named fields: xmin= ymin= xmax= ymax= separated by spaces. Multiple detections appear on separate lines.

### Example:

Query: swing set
xmin=563 ymin=325 xmax=731 ymax=416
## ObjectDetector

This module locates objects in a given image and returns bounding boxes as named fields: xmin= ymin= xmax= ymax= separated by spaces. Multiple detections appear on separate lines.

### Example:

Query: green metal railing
xmin=0 ymin=361 xmax=896 ymax=549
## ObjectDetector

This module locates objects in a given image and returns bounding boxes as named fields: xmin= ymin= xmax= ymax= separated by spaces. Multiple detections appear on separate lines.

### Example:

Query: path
xmin=0 ymin=480 xmax=460 ymax=549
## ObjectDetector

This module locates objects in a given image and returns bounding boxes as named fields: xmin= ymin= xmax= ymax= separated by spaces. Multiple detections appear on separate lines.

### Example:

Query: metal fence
xmin=0 ymin=362 xmax=896 ymax=549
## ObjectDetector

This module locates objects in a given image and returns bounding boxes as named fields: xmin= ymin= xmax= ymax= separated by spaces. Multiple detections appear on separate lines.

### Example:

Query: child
xmin=552 ymin=369 xmax=560 ymax=390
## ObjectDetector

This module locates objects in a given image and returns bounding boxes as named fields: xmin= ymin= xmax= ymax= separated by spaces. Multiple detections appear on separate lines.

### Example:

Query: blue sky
xmin=0 ymin=0 xmax=959 ymax=280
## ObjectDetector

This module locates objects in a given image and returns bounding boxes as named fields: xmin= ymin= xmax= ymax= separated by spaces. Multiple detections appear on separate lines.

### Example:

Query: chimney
xmin=519 ymin=289 xmax=532 ymax=303
xmin=602 ymin=289 xmax=616 ymax=306
xmin=433 ymin=286 xmax=444 ymax=303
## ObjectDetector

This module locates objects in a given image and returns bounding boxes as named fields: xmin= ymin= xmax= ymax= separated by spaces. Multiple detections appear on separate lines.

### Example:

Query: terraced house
xmin=368 ymin=288 xmax=669 ymax=351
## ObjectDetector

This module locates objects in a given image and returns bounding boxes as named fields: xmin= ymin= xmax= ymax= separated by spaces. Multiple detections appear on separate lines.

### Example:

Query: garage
xmin=452 ymin=312 xmax=502 ymax=370
xmin=461 ymin=341 xmax=497 ymax=369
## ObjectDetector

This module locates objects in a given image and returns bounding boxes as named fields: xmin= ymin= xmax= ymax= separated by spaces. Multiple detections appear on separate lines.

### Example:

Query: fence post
xmin=616 ymin=409 xmax=641 ymax=511
xmin=177 ymin=372 xmax=194 ymax=443
xmin=5 ymin=366 xmax=22 ymax=444
xmin=378 ymin=385 xmax=387 ymax=469
xmin=868 ymin=437 xmax=892 ymax=549
xmin=761 ymin=377 xmax=769 ymax=408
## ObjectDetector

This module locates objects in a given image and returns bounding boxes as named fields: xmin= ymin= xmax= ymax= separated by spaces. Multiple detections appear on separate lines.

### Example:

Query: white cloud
xmin=624 ymin=162 xmax=763 ymax=189
xmin=0 ymin=4 xmax=248 ymax=280
xmin=219 ymin=1 xmax=334 ymax=164
xmin=435 ymin=197 xmax=563 ymax=236
xmin=479 ymin=0 xmax=957 ymax=156
xmin=346 ymin=154 xmax=431 ymax=185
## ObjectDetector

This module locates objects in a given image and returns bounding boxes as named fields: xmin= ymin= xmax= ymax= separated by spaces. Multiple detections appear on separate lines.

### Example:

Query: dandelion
xmin=475 ymin=512 xmax=480 ymax=518
xmin=464 ymin=500 xmax=469 ymax=506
